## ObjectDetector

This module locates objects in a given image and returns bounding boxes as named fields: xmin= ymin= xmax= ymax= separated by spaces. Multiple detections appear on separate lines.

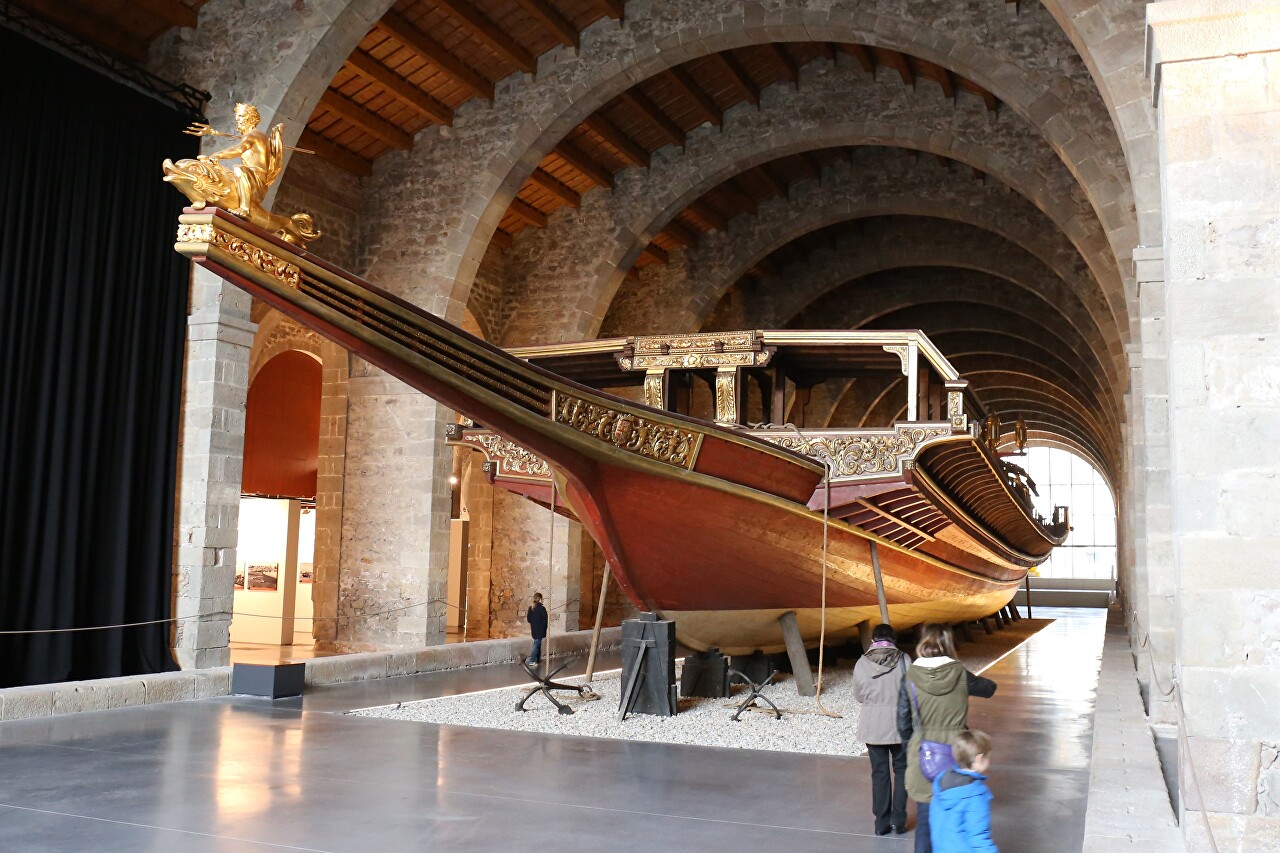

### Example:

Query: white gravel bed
xmin=350 ymin=661 xmax=867 ymax=757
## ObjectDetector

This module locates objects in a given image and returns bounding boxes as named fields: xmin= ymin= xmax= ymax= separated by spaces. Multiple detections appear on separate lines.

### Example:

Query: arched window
xmin=1019 ymin=447 xmax=1116 ymax=580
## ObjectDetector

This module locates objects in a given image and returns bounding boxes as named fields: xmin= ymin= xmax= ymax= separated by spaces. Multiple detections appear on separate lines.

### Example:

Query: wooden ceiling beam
xmin=767 ymin=43 xmax=799 ymax=84
xmin=434 ymin=0 xmax=537 ymax=74
xmin=883 ymin=50 xmax=915 ymax=86
xmin=935 ymin=153 xmax=952 ymax=169
xmin=132 ymin=0 xmax=199 ymax=30
xmin=841 ymin=43 xmax=875 ymax=74
xmin=512 ymin=0 xmax=578 ymax=48
xmin=587 ymin=0 xmax=625 ymax=19
xmin=641 ymin=243 xmax=670 ymax=265
xmin=690 ymin=199 xmax=728 ymax=231
xmin=754 ymin=255 xmax=780 ymax=277
xmin=815 ymin=42 xmax=838 ymax=61
xmin=508 ymin=197 xmax=549 ymax=228
xmin=938 ymin=68 xmax=956 ymax=100
xmin=491 ymin=228 xmax=514 ymax=249
xmin=755 ymin=165 xmax=787 ymax=198
xmin=530 ymin=168 xmax=581 ymax=206
xmin=555 ymin=139 xmax=614 ymax=188
xmin=667 ymin=67 xmax=722 ymax=127
xmin=716 ymin=52 xmax=759 ymax=105
xmin=346 ymin=50 xmax=453 ymax=125
xmin=797 ymin=152 xmax=823 ymax=182
xmin=980 ymin=89 xmax=999 ymax=113
xmin=319 ymin=90 xmax=414 ymax=150
xmin=298 ymin=131 xmax=374 ymax=177
xmin=584 ymin=114 xmax=650 ymax=167
xmin=721 ymin=180 xmax=758 ymax=215
xmin=659 ymin=220 xmax=699 ymax=249
xmin=619 ymin=90 xmax=685 ymax=149
xmin=379 ymin=11 xmax=495 ymax=101
xmin=972 ymin=166 xmax=985 ymax=182
xmin=16 ymin=0 xmax=148 ymax=61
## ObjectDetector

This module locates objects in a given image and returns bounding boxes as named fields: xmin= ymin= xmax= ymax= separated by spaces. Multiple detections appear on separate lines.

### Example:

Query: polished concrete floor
xmin=0 ymin=608 xmax=1105 ymax=851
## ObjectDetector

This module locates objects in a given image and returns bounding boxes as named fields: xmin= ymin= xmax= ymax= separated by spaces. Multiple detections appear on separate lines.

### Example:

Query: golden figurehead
xmin=163 ymin=103 xmax=320 ymax=246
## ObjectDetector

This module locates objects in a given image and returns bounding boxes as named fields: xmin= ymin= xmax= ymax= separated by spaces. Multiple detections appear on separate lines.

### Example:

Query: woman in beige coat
xmin=853 ymin=623 xmax=912 ymax=835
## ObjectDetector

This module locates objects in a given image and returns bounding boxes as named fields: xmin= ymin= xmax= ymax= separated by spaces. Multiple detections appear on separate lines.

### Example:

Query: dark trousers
xmin=528 ymin=636 xmax=543 ymax=663
xmin=914 ymin=801 xmax=931 ymax=853
xmin=867 ymin=743 xmax=907 ymax=834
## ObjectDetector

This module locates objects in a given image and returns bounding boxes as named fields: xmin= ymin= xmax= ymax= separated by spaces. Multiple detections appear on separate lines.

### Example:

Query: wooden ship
xmin=172 ymin=208 xmax=1068 ymax=655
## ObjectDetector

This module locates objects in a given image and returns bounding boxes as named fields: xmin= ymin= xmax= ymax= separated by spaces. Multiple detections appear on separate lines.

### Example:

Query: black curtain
xmin=0 ymin=27 xmax=195 ymax=686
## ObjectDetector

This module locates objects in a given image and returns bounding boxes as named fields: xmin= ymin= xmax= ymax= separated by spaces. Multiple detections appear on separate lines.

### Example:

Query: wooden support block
xmin=957 ymin=622 xmax=974 ymax=643
xmin=857 ymin=619 xmax=873 ymax=652
xmin=778 ymin=611 xmax=816 ymax=697
xmin=981 ymin=617 xmax=994 ymax=635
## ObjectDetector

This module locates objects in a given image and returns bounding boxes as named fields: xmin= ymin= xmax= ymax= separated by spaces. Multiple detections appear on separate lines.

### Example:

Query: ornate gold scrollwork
xmin=454 ymin=431 xmax=550 ymax=480
xmin=714 ymin=368 xmax=738 ymax=425
xmin=947 ymin=391 xmax=967 ymax=430
xmin=643 ymin=371 xmax=665 ymax=409
xmin=552 ymin=391 xmax=701 ymax=470
xmin=883 ymin=345 xmax=910 ymax=375
xmin=176 ymin=222 xmax=301 ymax=289
xmin=754 ymin=425 xmax=950 ymax=478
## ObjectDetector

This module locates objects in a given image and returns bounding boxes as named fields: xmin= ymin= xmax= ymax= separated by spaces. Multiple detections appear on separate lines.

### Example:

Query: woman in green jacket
xmin=896 ymin=624 xmax=997 ymax=853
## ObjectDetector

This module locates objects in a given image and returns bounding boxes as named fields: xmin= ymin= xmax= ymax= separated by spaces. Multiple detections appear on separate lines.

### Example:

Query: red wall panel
xmin=242 ymin=351 xmax=321 ymax=499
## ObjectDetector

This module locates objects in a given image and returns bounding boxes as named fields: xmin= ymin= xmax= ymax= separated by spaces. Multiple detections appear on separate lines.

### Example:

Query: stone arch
xmin=865 ymin=302 xmax=1116 ymax=432
xmin=250 ymin=310 xmax=324 ymax=383
xmin=498 ymin=65 xmax=1123 ymax=349
xmin=795 ymin=270 xmax=1123 ymax=443
xmin=601 ymin=147 xmax=1116 ymax=376
xmin=356 ymin=4 xmax=1133 ymax=331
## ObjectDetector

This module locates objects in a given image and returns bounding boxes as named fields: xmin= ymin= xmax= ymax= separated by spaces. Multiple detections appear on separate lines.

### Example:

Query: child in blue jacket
xmin=929 ymin=730 xmax=999 ymax=852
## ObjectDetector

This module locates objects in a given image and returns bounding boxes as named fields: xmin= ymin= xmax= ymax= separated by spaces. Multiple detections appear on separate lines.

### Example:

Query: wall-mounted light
xmin=448 ymin=475 xmax=459 ymax=486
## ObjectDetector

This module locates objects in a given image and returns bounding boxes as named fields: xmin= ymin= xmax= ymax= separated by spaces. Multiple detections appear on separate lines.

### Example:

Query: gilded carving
xmin=163 ymin=103 xmax=320 ymax=246
xmin=553 ymin=392 xmax=700 ymax=470
xmin=632 ymin=351 xmax=760 ymax=370
xmin=176 ymin=222 xmax=301 ymax=289
xmin=714 ymin=369 xmax=738 ymax=424
xmin=947 ymin=391 xmax=966 ymax=430
xmin=634 ymin=331 xmax=757 ymax=354
xmin=455 ymin=431 xmax=550 ymax=480
xmin=643 ymin=372 xmax=665 ymax=409
xmin=883 ymin=345 xmax=910 ymax=376
xmin=754 ymin=426 xmax=950 ymax=478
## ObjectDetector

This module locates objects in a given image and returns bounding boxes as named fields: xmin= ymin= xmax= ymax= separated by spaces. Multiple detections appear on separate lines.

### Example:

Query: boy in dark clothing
xmin=526 ymin=593 xmax=548 ymax=664
xmin=929 ymin=730 xmax=998 ymax=853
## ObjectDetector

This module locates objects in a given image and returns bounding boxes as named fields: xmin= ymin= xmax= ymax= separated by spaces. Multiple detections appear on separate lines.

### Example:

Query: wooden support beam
xmin=319 ymin=90 xmax=414 ymax=150
xmin=935 ymin=153 xmax=952 ymax=169
xmin=512 ymin=0 xmax=578 ymax=48
xmin=619 ymin=90 xmax=685 ymax=149
xmin=625 ymin=265 xmax=641 ymax=280
xmin=298 ymin=131 xmax=373 ymax=177
xmin=753 ymin=254 xmax=780 ymax=277
xmin=508 ymin=197 xmax=548 ymax=228
xmin=972 ymin=166 xmax=985 ymax=182
xmin=715 ymin=52 xmax=759 ymax=105
xmin=815 ymin=42 xmax=838 ymax=61
xmin=133 ymin=0 xmax=199 ymax=29
xmin=434 ymin=0 xmax=536 ymax=73
xmin=690 ymin=199 xmax=728 ymax=231
xmin=720 ymin=180 xmax=758 ymax=215
xmin=583 ymin=114 xmax=650 ymax=167
xmin=797 ymin=152 xmax=823 ymax=183
xmin=490 ymin=228 xmax=514 ymax=249
xmin=587 ymin=0 xmax=625 ymax=19
xmin=755 ymin=165 xmax=788 ymax=198
xmin=855 ymin=499 xmax=936 ymax=543
xmin=979 ymin=89 xmax=999 ymax=113
xmin=555 ymin=139 xmax=614 ymax=188
xmin=841 ymin=43 xmax=875 ymax=74
xmin=346 ymin=50 xmax=453 ymax=125
xmin=380 ymin=12 xmax=494 ymax=101
xmin=938 ymin=68 xmax=956 ymax=100
xmin=883 ymin=49 xmax=915 ymax=85
xmin=666 ymin=67 xmax=722 ymax=126
xmin=659 ymin=219 xmax=699 ymax=248
xmin=640 ymin=243 xmax=670 ymax=265
xmin=529 ymin=168 xmax=581 ymax=206
xmin=767 ymin=43 xmax=799 ymax=84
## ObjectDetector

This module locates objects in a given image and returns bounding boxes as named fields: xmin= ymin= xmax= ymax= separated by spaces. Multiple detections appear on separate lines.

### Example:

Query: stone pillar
xmin=1134 ymin=245 xmax=1178 ymax=723
xmin=173 ymin=268 xmax=255 ymax=669
xmin=311 ymin=339 xmax=349 ymax=649
xmin=334 ymin=364 xmax=452 ymax=650
xmin=1148 ymin=2 xmax=1280 ymax=845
